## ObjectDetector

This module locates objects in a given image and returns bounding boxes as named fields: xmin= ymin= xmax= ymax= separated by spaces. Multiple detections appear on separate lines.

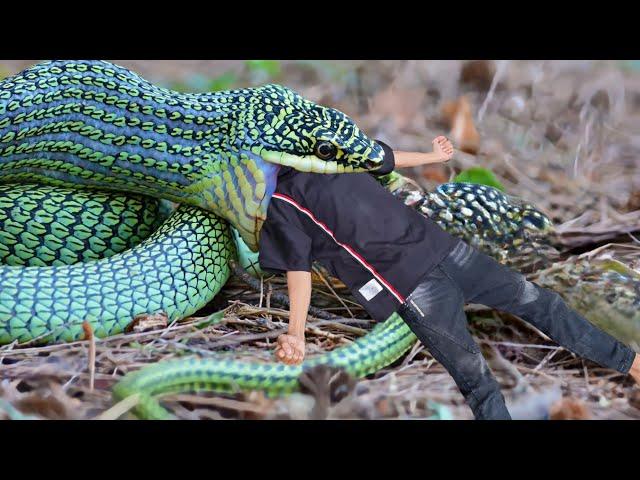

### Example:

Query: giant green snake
xmin=1 ymin=60 xmax=637 ymax=419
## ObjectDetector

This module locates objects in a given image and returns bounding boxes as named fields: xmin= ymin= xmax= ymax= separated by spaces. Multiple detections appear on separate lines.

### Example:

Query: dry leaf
xmin=367 ymin=83 xmax=426 ymax=133
xmin=440 ymin=99 xmax=459 ymax=126
xmin=575 ymin=71 xmax=626 ymax=122
xmin=242 ymin=391 xmax=277 ymax=420
xmin=627 ymin=190 xmax=640 ymax=211
xmin=125 ymin=312 xmax=169 ymax=333
xmin=460 ymin=60 xmax=496 ymax=91
xmin=311 ymin=270 xmax=346 ymax=289
xmin=375 ymin=398 xmax=390 ymax=416
xmin=441 ymin=96 xmax=481 ymax=154
xmin=421 ymin=164 xmax=449 ymax=184
xmin=0 ymin=382 xmax=86 ymax=420
xmin=544 ymin=123 xmax=564 ymax=145
xmin=549 ymin=397 xmax=591 ymax=420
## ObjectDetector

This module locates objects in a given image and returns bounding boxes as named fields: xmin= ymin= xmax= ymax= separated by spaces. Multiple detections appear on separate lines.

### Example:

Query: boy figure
xmin=258 ymin=136 xmax=640 ymax=420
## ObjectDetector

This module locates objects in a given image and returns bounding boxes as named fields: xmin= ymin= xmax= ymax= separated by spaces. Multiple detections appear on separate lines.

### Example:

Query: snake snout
xmin=522 ymin=207 xmax=553 ymax=232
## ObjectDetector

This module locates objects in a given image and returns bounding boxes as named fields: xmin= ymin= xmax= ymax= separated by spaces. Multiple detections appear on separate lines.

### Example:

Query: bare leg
xmin=629 ymin=355 xmax=640 ymax=383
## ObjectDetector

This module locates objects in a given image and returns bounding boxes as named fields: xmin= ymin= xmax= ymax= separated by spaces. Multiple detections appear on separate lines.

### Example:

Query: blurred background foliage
xmin=1 ymin=59 xmax=639 ymax=227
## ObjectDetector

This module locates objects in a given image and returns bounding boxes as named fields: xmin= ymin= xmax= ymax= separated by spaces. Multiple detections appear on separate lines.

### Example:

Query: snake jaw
xmin=258 ymin=148 xmax=385 ymax=174
xmin=259 ymin=149 xmax=356 ymax=173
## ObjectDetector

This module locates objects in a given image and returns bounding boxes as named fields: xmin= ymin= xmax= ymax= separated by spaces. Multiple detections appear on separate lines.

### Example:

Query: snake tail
xmin=113 ymin=313 xmax=416 ymax=419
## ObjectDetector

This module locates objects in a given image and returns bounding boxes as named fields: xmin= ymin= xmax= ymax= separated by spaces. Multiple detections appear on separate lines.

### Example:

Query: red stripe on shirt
xmin=272 ymin=193 xmax=406 ymax=303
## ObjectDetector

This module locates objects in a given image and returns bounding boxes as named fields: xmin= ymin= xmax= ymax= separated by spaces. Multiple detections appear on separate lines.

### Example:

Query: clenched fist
xmin=432 ymin=135 xmax=454 ymax=162
xmin=275 ymin=333 xmax=305 ymax=365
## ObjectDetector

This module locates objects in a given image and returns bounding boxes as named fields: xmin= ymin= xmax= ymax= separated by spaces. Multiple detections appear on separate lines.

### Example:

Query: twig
xmin=0 ymin=340 xmax=18 ymax=363
xmin=478 ymin=60 xmax=509 ymax=123
xmin=313 ymin=266 xmax=355 ymax=318
xmin=486 ymin=344 xmax=529 ymax=392
xmin=532 ymin=347 xmax=564 ymax=373
xmin=203 ymin=329 xmax=286 ymax=349
xmin=0 ymin=320 xmax=203 ymax=358
xmin=313 ymin=289 xmax=363 ymax=308
xmin=259 ymin=275 xmax=264 ymax=308
xmin=313 ymin=321 xmax=369 ymax=336
xmin=266 ymin=282 xmax=272 ymax=310
xmin=480 ymin=340 xmax=556 ymax=350
xmin=401 ymin=341 xmax=425 ymax=368
xmin=306 ymin=325 xmax=352 ymax=344
xmin=230 ymin=260 xmax=342 ymax=321
xmin=82 ymin=321 xmax=96 ymax=392
xmin=501 ymin=153 xmax=549 ymax=197
xmin=582 ymin=360 xmax=592 ymax=394
xmin=163 ymin=394 xmax=271 ymax=415
xmin=94 ymin=394 xmax=140 ymax=420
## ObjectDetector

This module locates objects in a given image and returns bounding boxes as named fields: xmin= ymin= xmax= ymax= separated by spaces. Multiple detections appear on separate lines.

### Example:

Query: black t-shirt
xmin=258 ymin=142 xmax=458 ymax=322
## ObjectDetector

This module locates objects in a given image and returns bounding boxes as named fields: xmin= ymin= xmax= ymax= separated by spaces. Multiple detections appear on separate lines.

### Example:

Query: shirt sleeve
xmin=258 ymin=199 xmax=313 ymax=274
xmin=370 ymin=140 xmax=395 ymax=176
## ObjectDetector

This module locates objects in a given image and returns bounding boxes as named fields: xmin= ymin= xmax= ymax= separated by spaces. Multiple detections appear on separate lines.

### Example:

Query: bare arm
xmin=275 ymin=271 xmax=311 ymax=365
xmin=286 ymin=271 xmax=311 ymax=339
xmin=393 ymin=136 xmax=455 ymax=169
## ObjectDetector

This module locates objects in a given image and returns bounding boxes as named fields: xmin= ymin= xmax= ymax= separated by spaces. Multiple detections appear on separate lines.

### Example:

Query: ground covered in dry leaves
xmin=1 ymin=60 xmax=639 ymax=420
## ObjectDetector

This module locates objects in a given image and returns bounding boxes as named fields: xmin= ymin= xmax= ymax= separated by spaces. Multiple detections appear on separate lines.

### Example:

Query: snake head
xmin=247 ymin=84 xmax=386 ymax=174
xmin=429 ymin=183 xmax=554 ymax=241
xmin=191 ymin=84 xmax=388 ymax=250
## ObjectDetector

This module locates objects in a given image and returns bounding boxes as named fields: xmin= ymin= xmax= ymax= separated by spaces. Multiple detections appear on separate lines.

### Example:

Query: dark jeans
xmin=397 ymin=240 xmax=636 ymax=420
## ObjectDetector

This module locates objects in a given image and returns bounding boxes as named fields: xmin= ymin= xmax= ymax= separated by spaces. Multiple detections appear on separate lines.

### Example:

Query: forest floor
xmin=0 ymin=60 xmax=639 ymax=420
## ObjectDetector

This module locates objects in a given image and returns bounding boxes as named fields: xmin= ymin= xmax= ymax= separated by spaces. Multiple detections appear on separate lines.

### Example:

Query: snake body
xmin=0 ymin=183 xmax=163 ymax=267
xmin=0 ymin=59 xmax=389 ymax=344
xmin=0 ymin=60 xmax=602 ymax=419
xmin=0 ymin=201 xmax=234 ymax=344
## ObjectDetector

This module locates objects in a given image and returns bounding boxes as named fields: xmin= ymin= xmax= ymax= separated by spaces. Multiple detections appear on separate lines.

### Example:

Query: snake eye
xmin=314 ymin=141 xmax=337 ymax=161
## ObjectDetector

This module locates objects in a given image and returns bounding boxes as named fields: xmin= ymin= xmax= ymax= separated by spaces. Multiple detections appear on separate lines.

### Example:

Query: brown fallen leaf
xmin=440 ymin=96 xmax=480 ymax=154
xmin=375 ymin=398 xmax=390 ymax=417
xmin=242 ymin=391 xmax=277 ymax=420
xmin=440 ymin=99 xmax=459 ymax=126
xmin=626 ymin=190 xmax=640 ymax=211
xmin=544 ymin=123 xmax=564 ymax=145
xmin=549 ymin=397 xmax=591 ymax=420
xmin=0 ymin=382 xmax=86 ymax=420
xmin=311 ymin=270 xmax=347 ymax=289
xmin=421 ymin=164 xmax=449 ymax=184
xmin=460 ymin=60 xmax=496 ymax=91
xmin=125 ymin=312 xmax=169 ymax=333
xmin=367 ymin=82 xmax=427 ymax=132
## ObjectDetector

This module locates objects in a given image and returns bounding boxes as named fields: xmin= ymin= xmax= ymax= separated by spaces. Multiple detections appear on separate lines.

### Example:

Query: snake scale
xmin=0 ymin=60 xmax=611 ymax=419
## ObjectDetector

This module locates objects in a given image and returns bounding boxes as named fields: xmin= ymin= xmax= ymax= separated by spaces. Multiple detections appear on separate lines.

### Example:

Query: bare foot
xmin=432 ymin=135 xmax=454 ymax=161
xmin=628 ymin=354 xmax=640 ymax=384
